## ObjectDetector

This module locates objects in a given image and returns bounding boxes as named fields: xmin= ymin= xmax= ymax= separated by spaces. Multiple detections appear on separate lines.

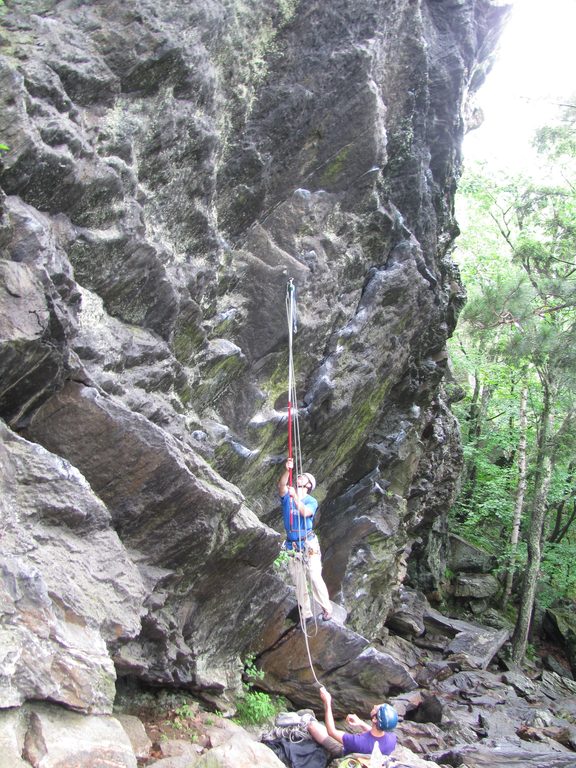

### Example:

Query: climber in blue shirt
xmin=278 ymin=457 xmax=332 ymax=621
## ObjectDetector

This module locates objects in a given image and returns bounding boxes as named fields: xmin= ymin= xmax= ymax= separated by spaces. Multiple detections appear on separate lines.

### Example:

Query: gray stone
xmin=0 ymin=259 xmax=68 ymax=425
xmin=22 ymin=703 xmax=138 ymax=768
xmin=448 ymin=534 xmax=498 ymax=574
xmin=23 ymin=381 xmax=283 ymax=701
xmin=430 ymin=744 xmax=576 ymax=767
xmin=543 ymin=605 xmax=576 ymax=676
xmin=0 ymin=421 xmax=145 ymax=713
xmin=453 ymin=572 xmax=500 ymax=599
xmin=543 ymin=654 xmax=574 ymax=680
xmin=423 ymin=607 xmax=510 ymax=670
xmin=539 ymin=670 xmax=576 ymax=701
xmin=115 ymin=714 xmax=153 ymax=761
xmin=195 ymin=736 xmax=285 ymax=768
xmin=0 ymin=708 xmax=29 ymax=768
xmin=387 ymin=586 xmax=427 ymax=638
xmin=159 ymin=739 xmax=203 ymax=759
xmin=204 ymin=719 xmax=254 ymax=748
xmin=148 ymin=758 xmax=200 ymax=768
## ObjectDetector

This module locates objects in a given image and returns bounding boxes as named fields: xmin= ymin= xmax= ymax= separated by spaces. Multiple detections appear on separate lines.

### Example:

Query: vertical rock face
xmin=0 ymin=0 xmax=508 ymax=711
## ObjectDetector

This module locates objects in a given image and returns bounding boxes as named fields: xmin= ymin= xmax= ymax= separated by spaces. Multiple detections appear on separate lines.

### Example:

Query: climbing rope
xmin=284 ymin=280 xmax=322 ymax=687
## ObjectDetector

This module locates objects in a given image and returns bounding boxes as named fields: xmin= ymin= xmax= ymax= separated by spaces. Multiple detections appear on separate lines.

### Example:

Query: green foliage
xmin=175 ymin=702 xmax=196 ymax=720
xmin=235 ymin=688 xmax=279 ymax=726
xmin=273 ymin=549 xmax=290 ymax=570
xmin=540 ymin=542 xmax=576 ymax=604
xmin=244 ymin=653 xmax=264 ymax=682
xmin=162 ymin=699 xmax=200 ymax=739
xmin=450 ymin=103 xmax=576 ymax=615
xmin=534 ymin=107 xmax=576 ymax=163
xmin=525 ymin=642 xmax=537 ymax=662
xmin=234 ymin=654 xmax=286 ymax=726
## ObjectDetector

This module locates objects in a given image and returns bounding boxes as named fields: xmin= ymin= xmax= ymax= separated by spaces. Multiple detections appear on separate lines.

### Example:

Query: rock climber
xmin=307 ymin=686 xmax=398 ymax=758
xmin=278 ymin=457 xmax=332 ymax=621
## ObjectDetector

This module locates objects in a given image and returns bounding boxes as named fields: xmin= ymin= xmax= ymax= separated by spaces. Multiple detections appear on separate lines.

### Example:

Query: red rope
xmin=288 ymin=398 xmax=293 ymax=528
xmin=287 ymin=401 xmax=293 ymax=481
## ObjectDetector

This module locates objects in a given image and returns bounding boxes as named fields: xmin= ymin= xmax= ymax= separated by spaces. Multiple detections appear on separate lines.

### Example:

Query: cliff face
xmin=0 ymin=0 xmax=508 ymax=715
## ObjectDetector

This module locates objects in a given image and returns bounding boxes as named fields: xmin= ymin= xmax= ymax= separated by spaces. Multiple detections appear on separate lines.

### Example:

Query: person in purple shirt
xmin=307 ymin=686 xmax=398 ymax=758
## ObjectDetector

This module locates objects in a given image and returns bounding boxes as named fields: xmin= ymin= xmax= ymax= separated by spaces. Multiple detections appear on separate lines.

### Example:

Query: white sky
xmin=463 ymin=0 xmax=576 ymax=170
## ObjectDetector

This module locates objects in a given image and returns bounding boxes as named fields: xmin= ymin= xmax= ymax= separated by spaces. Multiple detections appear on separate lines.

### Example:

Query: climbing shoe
xmin=275 ymin=712 xmax=302 ymax=727
xmin=297 ymin=708 xmax=317 ymax=725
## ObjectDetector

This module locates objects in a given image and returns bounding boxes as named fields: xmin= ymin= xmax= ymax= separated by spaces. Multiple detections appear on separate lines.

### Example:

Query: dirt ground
xmin=116 ymin=689 xmax=267 ymax=765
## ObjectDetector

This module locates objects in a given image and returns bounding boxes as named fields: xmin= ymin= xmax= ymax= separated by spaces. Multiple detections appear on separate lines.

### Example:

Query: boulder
xmin=430 ymin=744 xmax=576 ymax=767
xmin=448 ymin=534 xmax=497 ymax=574
xmin=422 ymin=607 xmax=510 ymax=670
xmin=115 ymin=714 xmax=153 ymax=761
xmin=453 ymin=572 xmax=500 ymax=600
xmin=543 ymin=605 xmax=576 ymax=676
xmin=387 ymin=586 xmax=427 ymax=638
xmin=0 ymin=420 xmax=145 ymax=713
xmin=18 ymin=703 xmax=138 ymax=768
xmin=147 ymin=758 xmax=200 ymax=768
xmin=196 ymin=736 xmax=286 ymax=768
xmin=258 ymin=622 xmax=417 ymax=714
xmin=0 ymin=708 xmax=30 ymax=768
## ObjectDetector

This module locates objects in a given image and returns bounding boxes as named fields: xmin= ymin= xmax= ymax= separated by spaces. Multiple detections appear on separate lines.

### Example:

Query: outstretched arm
xmin=320 ymin=687 xmax=345 ymax=744
xmin=278 ymin=458 xmax=293 ymax=496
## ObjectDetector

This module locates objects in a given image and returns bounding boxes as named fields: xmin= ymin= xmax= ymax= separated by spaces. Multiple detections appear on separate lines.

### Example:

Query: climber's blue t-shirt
xmin=280 ymin=492 xmax=317 ymax=543
xmin=342 ymin=731 xmax=396 ymax=757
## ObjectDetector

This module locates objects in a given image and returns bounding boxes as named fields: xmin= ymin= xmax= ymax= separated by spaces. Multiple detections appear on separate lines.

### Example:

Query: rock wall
xmin=1 ymin=0 xmax=509 ymax=717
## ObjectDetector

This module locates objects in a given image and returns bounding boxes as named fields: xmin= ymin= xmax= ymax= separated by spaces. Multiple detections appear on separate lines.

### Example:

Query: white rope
xmin=285 ymin=280 xmax=322 ymax=687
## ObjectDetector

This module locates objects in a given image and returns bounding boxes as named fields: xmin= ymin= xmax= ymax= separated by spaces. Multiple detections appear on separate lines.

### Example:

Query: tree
xmin=451 ymin=106 xmax=576 ymax=662
xmin=501 ymin=383 xmax=527 ymax=609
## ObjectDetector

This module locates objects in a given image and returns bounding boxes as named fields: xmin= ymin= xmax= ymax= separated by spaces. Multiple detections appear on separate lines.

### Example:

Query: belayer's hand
xmin=346 ymin=714 xmax=363 ymax=727
xmin=286 ymin=457 xmax=294 ymax=470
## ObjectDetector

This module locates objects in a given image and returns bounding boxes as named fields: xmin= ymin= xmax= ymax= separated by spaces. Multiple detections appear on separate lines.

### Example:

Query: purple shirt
xmin=341 ymin=731 xmax=396 ymax=757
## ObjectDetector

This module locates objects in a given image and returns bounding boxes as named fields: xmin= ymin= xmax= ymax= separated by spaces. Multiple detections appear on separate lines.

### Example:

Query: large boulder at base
xmin=258 ymin=621 xmax=417 ymax=714
xmin=196 ymin=737 xmax=286 ymax=768
xmin=0 ymin=420 xmax=145 ymax=713
xmin=0 ymin=703 xmax=138 ymax=768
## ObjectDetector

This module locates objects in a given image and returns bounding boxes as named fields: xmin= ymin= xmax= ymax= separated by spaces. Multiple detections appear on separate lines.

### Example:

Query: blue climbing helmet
xmin=376 ymin=703 xmax=398 ymax=731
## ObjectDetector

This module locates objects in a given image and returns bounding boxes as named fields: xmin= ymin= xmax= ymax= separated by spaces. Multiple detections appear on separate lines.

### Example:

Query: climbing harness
xmin=284 ymin=279 xmax=323 ymax=686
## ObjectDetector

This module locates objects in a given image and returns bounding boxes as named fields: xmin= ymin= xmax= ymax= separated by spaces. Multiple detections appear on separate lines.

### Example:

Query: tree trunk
xmin=511 ymin=379 xmax=554 ymax=665
xmin=459 ymin=378 xmax=492 ymax=519
xmin=548 ymin=459 xmax=576 ymax=543
xmin=501 ymin=384 xmax=528 ymax=609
